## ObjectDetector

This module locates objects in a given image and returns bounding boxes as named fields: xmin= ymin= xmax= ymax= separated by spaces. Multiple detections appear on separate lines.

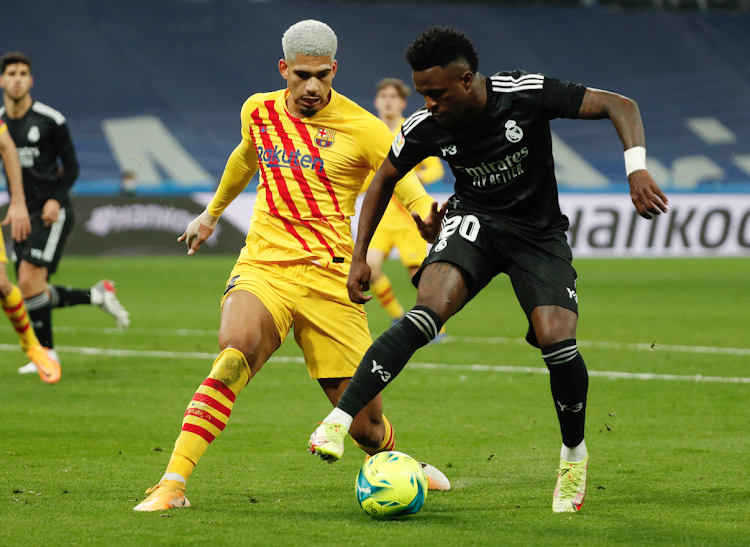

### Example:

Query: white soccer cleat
xmin=420 ymin=462 xmax=451 ymax=491
xmin=309 ymin=422 xmax=348 ymax=462
xmin=18 ymin=362 xmax=39 ymax=374
xmin=92 ymin=280 xmax=130 ymax=328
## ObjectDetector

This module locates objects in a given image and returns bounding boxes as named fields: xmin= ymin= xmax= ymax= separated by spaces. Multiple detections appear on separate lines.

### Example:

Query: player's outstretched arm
xmin=179 ymin=139 xmax=258 ymax=255
xmin=0 ymin=128 xmax=31 ymax=241
xmin=348 ymin=158 xmax=406 ymax=304
xmin=577 ymin=88 xmax=668 ymax=219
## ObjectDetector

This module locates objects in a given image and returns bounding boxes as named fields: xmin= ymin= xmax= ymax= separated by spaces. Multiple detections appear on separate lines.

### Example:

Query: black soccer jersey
xmin=389 ymin=71 xmax=586 ymax=229
xmin=1 ymin=101 xmax=79 ymax=211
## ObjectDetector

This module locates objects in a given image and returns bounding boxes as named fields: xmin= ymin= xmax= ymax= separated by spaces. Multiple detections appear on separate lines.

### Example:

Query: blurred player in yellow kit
xmin=0 ymin=118 xmax=60 ymax=383
xmin=134 ymin=20 xmax=449 ymax=512
xmin=367 ymin=78 xmax=446 ymax=336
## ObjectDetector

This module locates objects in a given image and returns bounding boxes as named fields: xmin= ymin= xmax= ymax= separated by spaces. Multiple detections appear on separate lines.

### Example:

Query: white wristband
xmin=198 ymin=209 xmax=219 ymax=229
xmin=624 ymin=146 xmax=647 ymax=176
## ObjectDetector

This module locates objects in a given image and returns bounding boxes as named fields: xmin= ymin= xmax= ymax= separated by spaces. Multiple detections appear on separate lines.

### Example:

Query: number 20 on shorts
xmin=440 ymin=214 xmax=480 ymax=242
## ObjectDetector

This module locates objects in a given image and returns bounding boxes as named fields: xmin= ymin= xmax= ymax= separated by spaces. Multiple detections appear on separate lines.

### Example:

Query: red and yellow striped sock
xmin=165 ymin=348 xmax=251 ymax=483
xmin=353 ymin=415 xmax=396 ymax=456
xmin=371 ymin=276 xmax=404 ymax=320
xmin=1 ymin=285 xmax=40 ymax=352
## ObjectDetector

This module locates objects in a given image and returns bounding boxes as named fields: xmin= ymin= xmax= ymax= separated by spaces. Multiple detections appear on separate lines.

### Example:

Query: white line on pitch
xmin=406 ymin=363 xmax=750 ymax=384
xmin=0 ymin=343 xmax=304 ymax=363
xmin=443 ymin=336 xmax=750 ymax=357
xmin=2 ymin=344 xmax=748 ymax=384
xmin=50 ymin=326 xmax=220 ymax=337
xmin=2 ymin=326 xmax=749 ymax=357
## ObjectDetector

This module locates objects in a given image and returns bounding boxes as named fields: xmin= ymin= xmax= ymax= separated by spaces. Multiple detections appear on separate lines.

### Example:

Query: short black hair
xmin=405 ymin=27 xmax=478 ymax=74
xmin=1 ymin=52 xmax=32 ymax=74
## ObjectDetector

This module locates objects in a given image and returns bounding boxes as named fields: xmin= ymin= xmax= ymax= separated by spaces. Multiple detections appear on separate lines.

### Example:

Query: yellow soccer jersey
xmin=208 ymin=89 xmax=433 ymax=271
xmin=413 ymin=155 xmax=444 ymax=185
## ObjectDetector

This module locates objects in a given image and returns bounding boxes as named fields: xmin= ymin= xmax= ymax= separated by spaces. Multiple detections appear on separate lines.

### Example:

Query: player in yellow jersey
xmin=134 ymin=20 xmax=449 ymax=512
xmin=366 ymin=78 xmax=446 ymax=336
xmin=0 ymin=118 xmax=60 ymax=383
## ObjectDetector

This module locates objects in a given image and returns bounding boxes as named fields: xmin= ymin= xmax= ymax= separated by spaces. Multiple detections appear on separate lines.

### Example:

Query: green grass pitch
xmin=1 ymin=256 xmax=749 ymax=546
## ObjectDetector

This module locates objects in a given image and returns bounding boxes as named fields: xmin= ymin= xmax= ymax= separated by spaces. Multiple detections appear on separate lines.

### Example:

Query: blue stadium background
xmin=2 ymin=0 xmax=749 ymax=196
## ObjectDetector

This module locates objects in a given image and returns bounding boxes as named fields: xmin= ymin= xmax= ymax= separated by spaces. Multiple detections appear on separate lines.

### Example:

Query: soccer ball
xmin=355 ymin=451 xmax=428 ymax=520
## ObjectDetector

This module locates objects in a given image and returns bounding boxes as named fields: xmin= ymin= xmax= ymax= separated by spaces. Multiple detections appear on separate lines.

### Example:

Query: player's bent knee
xmin=209 ymin=348 xmax=251 ymax=392
xmin=0 ymin=275 xmax=13 ymax=298
xmin=17 ymin=265 xmax=48 ymax=298
xmin=351 ymin=413 xmax=394 ymax=455
xmin=218 ymin=328 xmax=265 ymax=366
xmin=535 ymin=327 xmax=576 ymax=349
xmin=350 ymin=421 xmax=386 ymax=453
xmin=415 ymin=265 xmax=468 ymax=320
xmin=531 ymin=306 xmax=577 ymax=348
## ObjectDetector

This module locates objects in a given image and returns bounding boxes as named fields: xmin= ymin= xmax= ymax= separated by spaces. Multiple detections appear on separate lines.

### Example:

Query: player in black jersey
xmin=309 ymin=27 xmax=669 ymax=513
xmin=1 ymin=52 xmax=130 ymax=376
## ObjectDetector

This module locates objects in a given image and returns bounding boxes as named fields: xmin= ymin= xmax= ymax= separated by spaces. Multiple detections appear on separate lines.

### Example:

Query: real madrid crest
xmin=314 ymin=127 xmax=336 ymax=148
xmin=504 ymin=120 xmax=523 ymax=143
xmin=27 ymin=126 xmax=41 ymax=143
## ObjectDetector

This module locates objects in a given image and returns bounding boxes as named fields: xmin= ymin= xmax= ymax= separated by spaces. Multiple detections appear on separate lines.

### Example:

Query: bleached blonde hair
xmin=282 ymin=20 xmax=337 ymax=62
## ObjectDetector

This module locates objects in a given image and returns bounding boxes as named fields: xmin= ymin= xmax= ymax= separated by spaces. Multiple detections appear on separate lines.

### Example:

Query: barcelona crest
xmin=314 ymin=127 xmax=336 ymax=148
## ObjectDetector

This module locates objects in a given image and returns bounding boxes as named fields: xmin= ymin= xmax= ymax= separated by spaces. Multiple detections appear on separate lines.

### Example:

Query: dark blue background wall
xmin=2 ymin=0 xmax=749 ymax=192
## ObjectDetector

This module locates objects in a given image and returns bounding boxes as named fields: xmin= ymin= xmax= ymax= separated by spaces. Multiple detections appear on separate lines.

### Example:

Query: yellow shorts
xmin=369 ymin=201 xmax=427 ymax=268
xmin=221 ymin=260 xmax=372 ymax=379
xmin=0 ymin=229 xmax=6 ymax=263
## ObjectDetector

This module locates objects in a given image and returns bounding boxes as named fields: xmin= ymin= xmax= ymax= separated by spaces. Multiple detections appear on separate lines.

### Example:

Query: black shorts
xmin=13 ymin=205 xmax=74 ymax=275
xmin=413 ymin=198 xmax=578 ymax=348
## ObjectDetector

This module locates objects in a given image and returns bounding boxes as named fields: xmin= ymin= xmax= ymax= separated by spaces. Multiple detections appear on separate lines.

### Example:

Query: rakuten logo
xmin=256 ymin=145 xmax=324 ymax=173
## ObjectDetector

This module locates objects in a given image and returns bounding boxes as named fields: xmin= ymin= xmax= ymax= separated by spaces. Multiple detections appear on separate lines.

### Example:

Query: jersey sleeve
xmin=207 ymin=98 xmax=260 ymax=217
xmin=356 ymin=116 xmax=401 ymax=174
xmin=353 ymin=117 xmax=394 ymax=197
xmin=413 ymin=155 xmax=444 ymax=185
xmin=387 ymin=111 xmax=431 ymax=174
xmin=51 ymin=121 xmax=79 ymax=203
xmin=541 ymin=76 xmax=587 ymax=120
xmin=352 ymin=114 xmax=433 ymax=219
xmin=393 ymin=171 xmax=433 ymax=220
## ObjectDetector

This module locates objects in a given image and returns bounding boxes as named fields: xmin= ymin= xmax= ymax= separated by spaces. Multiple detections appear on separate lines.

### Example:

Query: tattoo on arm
xmin=579 ymin=88 xmax=645 ymax=149
xmin=578 ymin=90 xmax=608 ymax=120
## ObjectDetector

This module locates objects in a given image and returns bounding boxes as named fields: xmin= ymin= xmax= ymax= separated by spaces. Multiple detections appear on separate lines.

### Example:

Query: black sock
xmin=48 ymin=285 xmax=91 ymax=308
xmin=542 ymin=339 xmax=588 ymax=448
xmin=337 ymin=306 xmax=444 ymax=417
xmin=25 ymin=291 xmax=54 ymax=349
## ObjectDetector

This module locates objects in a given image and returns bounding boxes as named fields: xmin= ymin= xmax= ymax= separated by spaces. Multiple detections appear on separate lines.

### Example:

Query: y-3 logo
xmin=557 ymin=401 xmax=584 ymax=413
xmin=370 ymin=360 xmax=391 ymax=383
xmin=440 ymin=145 xmax=457 ymax=156
xmin=566 ymin=287 xmax=578 ymax=304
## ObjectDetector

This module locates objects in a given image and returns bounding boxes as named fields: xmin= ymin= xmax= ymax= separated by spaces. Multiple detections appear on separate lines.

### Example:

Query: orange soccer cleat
xmin=26 ymin=346 xmax=61 ymax=384
xmin=133 ymin=480 xmax=191 ymax=511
